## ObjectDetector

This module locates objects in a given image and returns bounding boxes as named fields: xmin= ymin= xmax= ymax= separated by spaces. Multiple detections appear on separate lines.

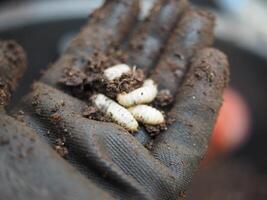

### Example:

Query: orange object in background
xmin=207 ymin=88 xmax=251 ymax=158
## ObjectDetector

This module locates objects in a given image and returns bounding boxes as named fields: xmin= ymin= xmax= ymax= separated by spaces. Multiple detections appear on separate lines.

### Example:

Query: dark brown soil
xmin=144 ymin=123 xmax=167 ymax=137
xmin=59 ymin=51 xmax=109 ymax=89
xmin=141 ymin=111 xmax=175 ymax=137
xmin=83 ymin=106 xmax=111 ymax=122
xmin=144 ymin=139 xmax=154 ymax=151
xmin=59 ymin=67 xmax=88 ymax=87
xmin=53 ymin=137 xmax=68 ymax=158
xmin=104 ymin=68 xmax=145 ymax=98
xmin=59 ymin=46 xmax=147 ymax=101
xmin=0 ymin=40 xmax=27 ymax=106
xmin=154 ymin=89 xmax=174 ymax=108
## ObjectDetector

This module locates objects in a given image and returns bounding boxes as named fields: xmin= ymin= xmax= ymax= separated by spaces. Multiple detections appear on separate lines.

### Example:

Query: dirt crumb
xmin=0 ymin=83 xmax=10 ymax=106
xmin=50 ymin=113 xmax=61 ymax=122
xmin=59 ymin=67 xmax=87 ymax=87
xmin=0 ymin=40 xmax=27 ymax=105
xmin=83 ymin=106 xmax=111 ymax=122
xmin=144 ymin=140 xmax=154 ymax=150
xmin=18 ymin=110 xmax=24 ymax=115
xmin=60 ymin=50 xmax=145 ymax=99
xmin=104 ymin=68 xmax=145 ymax=98
xmin=144 ymin=123 xmax=167 ymax=137
xmin=154 ymin=89 xmax=174 ymax=108
xmin=53 ymin=137 xmax=68 ymax=157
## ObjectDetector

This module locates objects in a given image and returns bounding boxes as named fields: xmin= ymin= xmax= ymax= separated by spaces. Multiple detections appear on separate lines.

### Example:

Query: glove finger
xmin=152 ymin=48 xmax=230 ymax=189
xmin=123 ymin=0 xmax=187 ymax=144
xmin=0 ymin=40 xmax=27 ymax=108
xmin=40 ymin=0 xmax=140 ymax=87
xmin=0 ymin=114 xmax=114 ymax=200
xmin=150 ymin=9 xmax=215 ymax=96
xmin=126 ymin=0 xmax=188 ymax=74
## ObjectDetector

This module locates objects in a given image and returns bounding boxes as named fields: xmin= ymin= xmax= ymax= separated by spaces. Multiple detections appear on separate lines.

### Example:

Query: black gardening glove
xmin=0 ymin=0 xmax=229 ymax=199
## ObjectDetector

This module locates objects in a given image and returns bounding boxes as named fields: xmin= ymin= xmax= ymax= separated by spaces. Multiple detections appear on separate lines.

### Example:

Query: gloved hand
xmin=0 ymin=0 xmax=229 ymax=199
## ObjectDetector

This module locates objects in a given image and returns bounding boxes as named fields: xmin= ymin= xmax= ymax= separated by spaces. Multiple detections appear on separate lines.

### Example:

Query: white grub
xmin=103 ymin=64 xmax=131 ymax=81
xmin=92 ymin=94 xmax=138 ymax=132
xmin=117 ymin=79 xmax=158 ymax=107
xmin=128 ymin=105 xmax=165 ymax=125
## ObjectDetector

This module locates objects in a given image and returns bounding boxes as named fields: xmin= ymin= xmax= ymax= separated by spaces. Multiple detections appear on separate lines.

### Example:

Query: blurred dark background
xmin=0 ymin=0 xmax=266 ymax=199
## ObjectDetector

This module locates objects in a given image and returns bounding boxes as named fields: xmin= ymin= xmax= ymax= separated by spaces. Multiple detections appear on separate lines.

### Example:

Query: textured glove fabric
xmin=0 ymin=0 xmax=229 ymax=199
xmin=0 ymin=40 xmax=27 ymax=107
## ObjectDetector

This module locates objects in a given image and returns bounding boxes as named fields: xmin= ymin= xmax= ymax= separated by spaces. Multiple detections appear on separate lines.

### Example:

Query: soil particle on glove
xmin=82 ymin=106 xmax=111 ymax=122
xmin=0 ymin=40 xmax=27 ymax=106
xmin=144 ymin=123 xmax=167 ymax=137
xmin=59 ymin=52 xmax=108 ymax=90
xmin=0 ymin=82 xmax=9 ymax=106
xmin=84 ymin=51 xmax=110 ymax=74
xmin=154 ymin=89 xmax=174 ymax=108
xmin=143 ymin=111 xmax=175 ymax=136
xmin=59 ymin=67 xmax=88 ymax=87
xmin=144 ymin=139 xmax=154 ymax=151
xmin=14 ymin=110 xmax=26 ymax=123
xmin=53 ymin=137 xmax=68 ymax=157
xmin=50 ymin=113 xmax=61 ymax=123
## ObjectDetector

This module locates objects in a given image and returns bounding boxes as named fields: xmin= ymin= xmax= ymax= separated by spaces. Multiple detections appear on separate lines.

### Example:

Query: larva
xmin=117 ymin=79 xmax=158 ymax=107
xmin=128 ymin=105 xmax=165 ymax=125
xmin=104 ymin=64 xmax=131 ymax=81
xmin=92 ymin=94 xmax=139 ymax=132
